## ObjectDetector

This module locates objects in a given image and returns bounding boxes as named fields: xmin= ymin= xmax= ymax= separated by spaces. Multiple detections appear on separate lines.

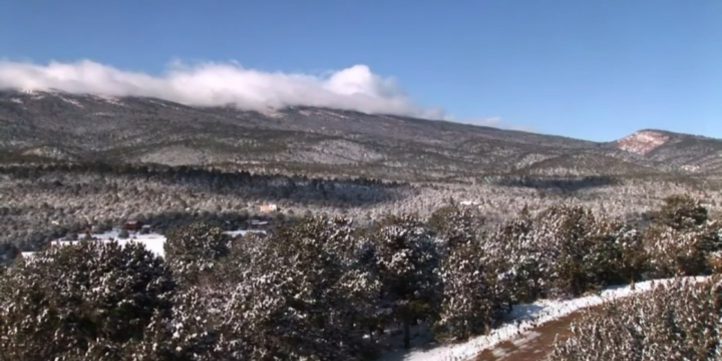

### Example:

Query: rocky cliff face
xmin=617 ymin=130 xmax=670 ymax=155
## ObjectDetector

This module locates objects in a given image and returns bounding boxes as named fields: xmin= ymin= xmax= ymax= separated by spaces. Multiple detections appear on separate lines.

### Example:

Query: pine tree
xmin=645 ymin=196 xmax=722 ymax=276
xmin=219 ymin=216 xmax=376 ymax=360
xmin=371 ymin=215 xmax=441 ymax=349
xmin=436 ymin=239 xmax=504 ymax=340
xmin=655 ymin=194 xmax=709 ymax=230
xmin=0 ymin=241 xmax=175 ymax=361
xmin=489 ymin=210 xmax=544 ymax=302
xmin=164 ymin=223 xmax=229 ymax=286
xmin=430 ymin=204 xmax=509 ymax=340
xmin=129 ymin=287 xmax=230 ymax=361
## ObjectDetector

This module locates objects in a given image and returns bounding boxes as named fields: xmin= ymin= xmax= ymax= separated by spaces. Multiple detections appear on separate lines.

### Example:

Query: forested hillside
xmin=3 ymin=90 xmax=722 ymax=180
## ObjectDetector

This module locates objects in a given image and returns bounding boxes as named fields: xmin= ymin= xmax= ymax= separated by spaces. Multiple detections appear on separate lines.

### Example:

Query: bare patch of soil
xmin=474 ymin=310 xmax=589 ymax=361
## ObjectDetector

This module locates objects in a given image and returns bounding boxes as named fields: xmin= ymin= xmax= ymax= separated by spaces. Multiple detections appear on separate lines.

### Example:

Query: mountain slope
xmin=0 ymin=90 xmax=719 ymax=180
xmin=614 ymin=129 xmax=722 ymax=173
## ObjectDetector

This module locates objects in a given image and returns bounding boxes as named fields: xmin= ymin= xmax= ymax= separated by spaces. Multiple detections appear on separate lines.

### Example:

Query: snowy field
xmin=380 ymin=276 xmax=710 ymax=361
xmin=26 ymin=228 xmax=265 ymax=259
xmin=51 ymin=230 xmax=168 ymax=257
xmin=221 ymin=229 xmax=266 ymax=238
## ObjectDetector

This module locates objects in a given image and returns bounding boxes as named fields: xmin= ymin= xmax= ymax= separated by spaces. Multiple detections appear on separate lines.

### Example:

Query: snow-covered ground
xmin=222 ymin=229 xmax=266 ymax=237
xmin=36 ymin=228 xmax=263 ymax=259
xmin=51 ymin=230 xmax=168 ymax=257
xmin=380 ymin=276 xmax=710 ymax=361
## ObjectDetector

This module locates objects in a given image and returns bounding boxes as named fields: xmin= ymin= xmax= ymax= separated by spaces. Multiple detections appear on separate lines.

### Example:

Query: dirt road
xmin=474 ymin=310 xmax=585 ymax=361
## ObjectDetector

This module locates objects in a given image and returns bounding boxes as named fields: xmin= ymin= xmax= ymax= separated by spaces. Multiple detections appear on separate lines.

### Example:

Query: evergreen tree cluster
xmin=0 ymin=195 xmax=720 ymax=360
xmin=485 ymin=205 xmax=647 ymax=300
xmin=644 ymin=195 xmax=722 ymax=277
xmin=0 ymin=242 xmax=176 ymax=361
xmin=550 ymin=277 xmax=722 ymax=361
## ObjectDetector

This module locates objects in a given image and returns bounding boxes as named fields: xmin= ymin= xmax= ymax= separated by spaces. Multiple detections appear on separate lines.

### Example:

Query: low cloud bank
xmin=0 ymin=60 xmax=443 ymax=118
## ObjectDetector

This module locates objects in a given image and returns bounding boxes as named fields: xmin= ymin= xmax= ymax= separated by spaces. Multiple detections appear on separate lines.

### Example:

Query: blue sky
xmin=1 ymin=1 xmax=720 ymax=141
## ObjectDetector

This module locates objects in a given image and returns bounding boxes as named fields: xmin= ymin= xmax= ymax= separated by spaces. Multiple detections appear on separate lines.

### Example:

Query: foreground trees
xmin=550 ymin=278 xmax=722 ymax=361
xmin=130 ymin=286 xmax=228 ymax=361
xmin=486 ymin=205 xmax=647 ymax=300
xmin=645 ymin=195 xmax=722 ymax=277
xmin=165 ymin=223 xmax=229 ymax=286
xmin=221 ymin=217 xmax=379 ymax=360
xmin=371 ymin=215 xmax=441 ymax=348
xmin=0 ymin=241 xmax=175 ymax=361
xmin=434 ymin=206 xmax=510 ymax=341
xmin=1 ymin=195 xmax=720 ymax=360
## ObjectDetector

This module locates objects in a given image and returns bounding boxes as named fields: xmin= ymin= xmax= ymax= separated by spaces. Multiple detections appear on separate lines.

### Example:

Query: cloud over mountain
xmin=0 ymin=60 xmax=442 ymax=117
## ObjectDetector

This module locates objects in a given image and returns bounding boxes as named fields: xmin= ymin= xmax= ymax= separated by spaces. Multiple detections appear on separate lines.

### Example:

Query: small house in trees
xmin=123 ymin=220 xmax=143 ymax=232
xmin=258 ymin=203 xmax=278 ymax=213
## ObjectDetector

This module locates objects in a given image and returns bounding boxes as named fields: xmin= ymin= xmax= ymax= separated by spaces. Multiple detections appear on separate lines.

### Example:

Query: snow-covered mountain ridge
xmin=2 ymin=90 xmax=722 ymax=178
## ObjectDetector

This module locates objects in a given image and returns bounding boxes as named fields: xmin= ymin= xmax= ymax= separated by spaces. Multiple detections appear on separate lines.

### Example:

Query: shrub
xmin=550 ymin=277 xmax=722 ymax=361
xmin=655 ymin=194 xmax=709 ymax=230
xmin=641 ymin=195 xmax=722 ymax=277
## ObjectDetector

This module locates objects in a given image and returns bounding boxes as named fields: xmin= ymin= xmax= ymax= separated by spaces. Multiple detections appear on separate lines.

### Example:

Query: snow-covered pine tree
xmin=572 ymin=218 xmax=645 ymax=291
xmin=645 ymin=195 xmax=722 ymax=276
xmin=370 ymin=215 xmax=441 ymax=349
xmin=655 ymin=194 xmax=709 ymax=230
xmin=541 ymin=205 xmax=600 ymax=296
xmin=488 ymin=204 xmax=641 ymax=299
xmin=428 ymin=204 xmax=484 ymax=249
xmin=487 ymin=208 xmax=544 ymax=303
xmin=219 ymin=216 xmax=376 ymax=360
xmin=129 ymin=286 xmax=231 ymax=361
xmin=431 ymin=204 xmax=510 ymax=341
xmin=435 ymin=237 xmax=506 ymax=341
xmin=164 ymin=223 xmax=229 ymax=286
xmin=0 ymin=241 xmax=175 ymax=361
xmin=550 ymin=278 xmax=722 ymax=361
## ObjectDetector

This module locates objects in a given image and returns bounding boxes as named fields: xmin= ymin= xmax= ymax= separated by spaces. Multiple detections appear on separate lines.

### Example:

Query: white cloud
xmin=0 ymin=59 xmax=443 ymax=118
